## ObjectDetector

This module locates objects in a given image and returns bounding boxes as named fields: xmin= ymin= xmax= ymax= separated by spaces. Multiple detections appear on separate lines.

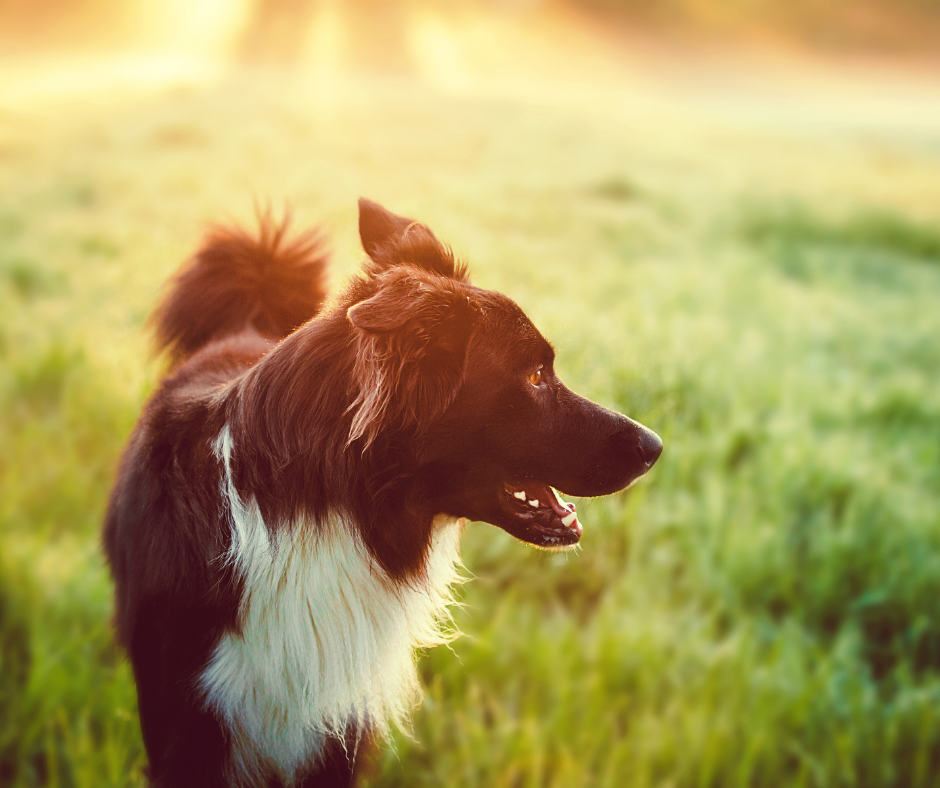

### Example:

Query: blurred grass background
xmin=2 ymin=1 xmax=940 ymax=786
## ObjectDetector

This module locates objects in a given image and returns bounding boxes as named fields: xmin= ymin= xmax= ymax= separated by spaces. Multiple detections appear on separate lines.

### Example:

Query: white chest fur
xmin=203 ymin=427 xmax=463 ymax=783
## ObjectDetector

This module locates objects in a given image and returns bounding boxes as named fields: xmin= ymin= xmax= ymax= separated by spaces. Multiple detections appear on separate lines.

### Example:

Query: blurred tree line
xmin=1 ymin=0 xmax=939 ymax=57
xmin=578 ymin=0 xmax=940 ymax=52
xmin=0 ymin=0 xmax=938 ymax=65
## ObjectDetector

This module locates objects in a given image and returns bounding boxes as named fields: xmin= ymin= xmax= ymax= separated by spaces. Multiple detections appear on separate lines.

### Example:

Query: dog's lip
xmin=500 ymin=479 xmax=582 ymax=547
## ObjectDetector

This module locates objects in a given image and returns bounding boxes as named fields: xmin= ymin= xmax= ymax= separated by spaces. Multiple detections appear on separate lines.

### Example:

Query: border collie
xmin=104 ymin=199 xmax=662 ymax=787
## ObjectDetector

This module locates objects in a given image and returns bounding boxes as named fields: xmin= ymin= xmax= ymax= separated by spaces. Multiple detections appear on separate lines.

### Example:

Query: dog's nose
xmin=638 ymin=428 xmax=663 ymax=469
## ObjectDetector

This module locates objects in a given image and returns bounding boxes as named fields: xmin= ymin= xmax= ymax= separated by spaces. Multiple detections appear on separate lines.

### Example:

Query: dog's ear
xmin=358 ymin=197 xmax=468 ymax=281
xmin=346 ymin=267 xmax=478 ymax=446
xmin=359 ymin=198 xmax=426 ymax=258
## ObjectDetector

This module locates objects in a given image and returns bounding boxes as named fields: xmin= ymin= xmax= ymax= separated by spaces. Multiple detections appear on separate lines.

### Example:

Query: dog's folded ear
xmin=346 ymin=267 xmax=478 ymax=445
xmin=358 ymin=198 xmax=468 ymax=282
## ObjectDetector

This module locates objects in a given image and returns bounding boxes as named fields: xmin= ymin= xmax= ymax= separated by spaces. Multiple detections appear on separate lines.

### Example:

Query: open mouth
xmin=501 ymin=479 xmax=582 ymax=551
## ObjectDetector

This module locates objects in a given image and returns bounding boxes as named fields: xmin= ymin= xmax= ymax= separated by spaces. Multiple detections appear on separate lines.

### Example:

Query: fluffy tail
xmin=151 ymin=210 xmax=329 ymax=363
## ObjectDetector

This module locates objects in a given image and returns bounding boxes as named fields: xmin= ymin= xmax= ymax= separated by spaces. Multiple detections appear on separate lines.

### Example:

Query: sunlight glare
xmin=407 ymin=11 xmax=473 ymax=92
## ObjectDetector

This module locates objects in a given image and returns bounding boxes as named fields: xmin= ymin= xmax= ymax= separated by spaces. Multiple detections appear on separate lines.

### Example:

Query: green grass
xmin=2 ymin=70 xmax=940 ymax=787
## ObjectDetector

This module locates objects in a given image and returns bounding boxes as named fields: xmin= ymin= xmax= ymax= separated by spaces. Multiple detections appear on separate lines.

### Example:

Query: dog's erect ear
xmin=346 ymin=267 xmax=478 ymax=445
xmin=358 ymin=197 xmax=467 ymax=281
xmin=359 ymin=198 xmax=426 ymax=258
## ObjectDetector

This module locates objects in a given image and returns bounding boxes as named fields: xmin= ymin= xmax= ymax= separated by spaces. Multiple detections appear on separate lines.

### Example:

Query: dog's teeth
xmin=550 ymin=486 xmax=575 ymax=512
xmin=528 ymin=499 xmax=539 ymax=507
xmin=561 ymin=512 xmax=578 ymax=528
xmin=513 ymin=491 xmax=526 ymax=500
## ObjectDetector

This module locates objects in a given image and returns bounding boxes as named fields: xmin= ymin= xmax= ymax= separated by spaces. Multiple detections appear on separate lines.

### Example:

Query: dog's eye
xmin=528 ymin=369 xmax=542 ymax=387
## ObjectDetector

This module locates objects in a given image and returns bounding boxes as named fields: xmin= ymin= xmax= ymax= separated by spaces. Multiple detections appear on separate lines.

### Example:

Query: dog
xmin=103 ymin=198 xmax=662 ymax=787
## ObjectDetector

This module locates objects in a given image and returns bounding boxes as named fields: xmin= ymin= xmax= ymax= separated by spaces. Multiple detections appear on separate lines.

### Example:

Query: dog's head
xmin=347 ymin=198 xmax=662 ymax=551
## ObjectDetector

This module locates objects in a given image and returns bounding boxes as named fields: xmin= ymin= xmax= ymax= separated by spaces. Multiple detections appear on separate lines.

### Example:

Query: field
xmin=2 ymin=55 xmax=940 ymax=787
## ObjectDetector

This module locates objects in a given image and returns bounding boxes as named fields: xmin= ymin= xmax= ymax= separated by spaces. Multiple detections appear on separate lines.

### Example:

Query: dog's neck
xmin=220 ymin=323 xmax=450 ymax=583
xmin=203 ymin=425 xmax=464 ymax=783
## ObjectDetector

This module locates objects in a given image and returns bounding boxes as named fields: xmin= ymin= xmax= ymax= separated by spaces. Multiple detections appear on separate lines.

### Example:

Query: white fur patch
xmin=204 ymin=426 xmax=464 ymax=784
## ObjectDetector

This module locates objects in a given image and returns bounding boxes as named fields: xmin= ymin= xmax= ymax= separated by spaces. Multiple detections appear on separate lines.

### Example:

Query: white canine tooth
xmin=528 ymin=499 xmax=539 ymax=507
xmin=561 ymin=512 xmax=578 ymax=528
xmin=550 ymin=486 xmax=565 ymax=506
xmin=513 ymin=491 xmax=526 ymax=500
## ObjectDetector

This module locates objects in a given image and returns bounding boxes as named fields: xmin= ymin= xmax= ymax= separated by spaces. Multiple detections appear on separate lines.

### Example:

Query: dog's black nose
xmin=639 ymin=428 xmax=663 ymax=469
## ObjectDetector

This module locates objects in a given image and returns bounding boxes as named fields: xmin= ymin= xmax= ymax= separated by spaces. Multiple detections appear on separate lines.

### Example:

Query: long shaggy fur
xmin=202 ymin=426 xmax=463 ymax=784
xmin=150 ymin=211 xmax=328 ymax=363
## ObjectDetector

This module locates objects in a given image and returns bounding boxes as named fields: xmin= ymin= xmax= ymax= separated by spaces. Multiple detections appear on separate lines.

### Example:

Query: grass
xmin=2 ymin=65 xmax=940 ymax=787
